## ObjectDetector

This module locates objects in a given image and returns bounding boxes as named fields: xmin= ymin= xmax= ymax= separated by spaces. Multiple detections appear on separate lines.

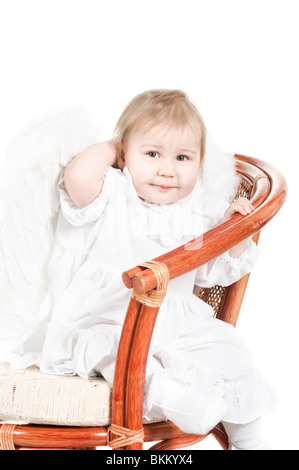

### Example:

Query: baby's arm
xmin=223 ymin=197 xmax=255 ymax=258
xmin=64 ymin=141 xmax=116 ymax=208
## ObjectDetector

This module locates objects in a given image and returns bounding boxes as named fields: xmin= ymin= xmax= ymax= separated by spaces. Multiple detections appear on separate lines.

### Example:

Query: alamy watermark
xmin=94 ymin=198 xmax=206 ymax=251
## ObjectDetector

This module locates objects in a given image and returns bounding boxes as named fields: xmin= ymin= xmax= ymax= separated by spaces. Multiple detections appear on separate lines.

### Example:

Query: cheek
xmin=131 ymin=179 xmax=144 ymax=195
xmin=127 ymin=158 xmax=152 ymax=183
xmin=180 ymin=173 xmax=198 ymax=192
xmin=126 ymin=166 xmax=148 ymax=195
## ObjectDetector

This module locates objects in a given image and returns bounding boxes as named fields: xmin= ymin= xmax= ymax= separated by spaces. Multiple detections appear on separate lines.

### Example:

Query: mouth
xmin=152 ymin=184 xmax=177 ymax=191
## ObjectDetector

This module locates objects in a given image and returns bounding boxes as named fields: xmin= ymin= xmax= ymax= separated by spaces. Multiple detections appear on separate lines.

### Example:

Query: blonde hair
xmin=112 ymin=89 xmax=206 ymax=163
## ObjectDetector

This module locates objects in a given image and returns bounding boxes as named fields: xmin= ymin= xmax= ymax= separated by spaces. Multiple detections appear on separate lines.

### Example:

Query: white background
xmin=0 ymin=0 xmax=298 ymax=450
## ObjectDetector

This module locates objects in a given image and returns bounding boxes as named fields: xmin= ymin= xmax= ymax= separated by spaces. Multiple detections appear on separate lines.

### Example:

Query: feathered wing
xmin=0 ymin=107 xmax=101 ymax=357
xmin=200 ymin=133 xmax=240 ymax=203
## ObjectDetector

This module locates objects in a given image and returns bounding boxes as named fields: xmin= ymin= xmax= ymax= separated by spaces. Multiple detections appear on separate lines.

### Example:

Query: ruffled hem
xmin=6 ymin=326 xmax=122 ymax=381
xmin=143 ymin=370 xmax=228 ymax=434
xmin=221 ymin=369 xmax=279 ymax=425
xmin=72 ymin=326 xmax=122 ymax=380
xmin=143 ymin=364 xmax=278 ymax=434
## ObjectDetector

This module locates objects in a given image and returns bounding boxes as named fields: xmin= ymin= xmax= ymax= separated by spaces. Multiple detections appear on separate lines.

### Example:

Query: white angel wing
xmin=0 ymin=106 xmax=100 ymax=356
xmin=200 ymin=133 xmax=240 ymax=203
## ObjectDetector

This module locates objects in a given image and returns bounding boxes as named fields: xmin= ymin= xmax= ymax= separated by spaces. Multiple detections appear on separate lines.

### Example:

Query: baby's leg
xmin=222 ymin=419 xmax=272 ymax=450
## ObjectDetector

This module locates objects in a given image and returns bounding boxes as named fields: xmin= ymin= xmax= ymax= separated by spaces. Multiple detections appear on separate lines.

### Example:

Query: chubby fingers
xmin=232 ymin=197 xmax=255 ymax=216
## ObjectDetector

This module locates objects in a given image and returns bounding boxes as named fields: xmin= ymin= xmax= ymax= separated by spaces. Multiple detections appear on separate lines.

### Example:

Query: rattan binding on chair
xmin=107 ymin=424 xmax=144 ymax=450
xmin=131 ymin=261 xmax=170 ymax=307
xmin=0 ymin=424 xmax=16 ymax=450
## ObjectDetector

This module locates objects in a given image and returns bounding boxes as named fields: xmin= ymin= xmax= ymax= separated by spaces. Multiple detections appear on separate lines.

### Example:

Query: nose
xmin=157 ymin=159 xmax=175 ymax=177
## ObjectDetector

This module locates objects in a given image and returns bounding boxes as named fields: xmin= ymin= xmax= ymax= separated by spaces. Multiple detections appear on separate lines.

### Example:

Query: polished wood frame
xmin=0 ymin=155 xmax=287 ymax=450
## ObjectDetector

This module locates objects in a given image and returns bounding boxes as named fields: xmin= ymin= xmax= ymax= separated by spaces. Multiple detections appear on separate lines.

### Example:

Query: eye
xmin=177 ymin=155 xmax=189 ymax=161
xmin=147 ymin=151 xmax=159 ymax=158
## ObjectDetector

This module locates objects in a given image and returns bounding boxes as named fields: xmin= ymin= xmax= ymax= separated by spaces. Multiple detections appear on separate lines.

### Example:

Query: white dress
xmin=7 ymin=166 xmax=277 ymax=434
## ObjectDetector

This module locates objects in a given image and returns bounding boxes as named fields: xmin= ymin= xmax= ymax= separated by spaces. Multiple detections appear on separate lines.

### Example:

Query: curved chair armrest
xmin=122 ymin=155 xmax=287 ymax=294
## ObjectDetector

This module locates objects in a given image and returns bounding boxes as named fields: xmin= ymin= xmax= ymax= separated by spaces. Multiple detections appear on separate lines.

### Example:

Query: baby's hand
xmin=223 ymin=197 xmax=255 ymax=258
xmin=223 ymin=197 xmax=255 ymax=222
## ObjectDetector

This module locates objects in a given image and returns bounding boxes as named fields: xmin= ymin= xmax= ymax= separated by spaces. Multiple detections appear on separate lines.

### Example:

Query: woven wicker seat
xmin=0 ymin=363 xmax=163 ymax=427
xmin=0 ymin=363 xmax=112 ymax=427
xmin=0 ymin=155 xmax=287 ymax=450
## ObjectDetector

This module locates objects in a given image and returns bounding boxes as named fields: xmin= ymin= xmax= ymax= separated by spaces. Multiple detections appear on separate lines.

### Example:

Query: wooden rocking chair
xmin=0 ymin=154 xmax=287 ymax=451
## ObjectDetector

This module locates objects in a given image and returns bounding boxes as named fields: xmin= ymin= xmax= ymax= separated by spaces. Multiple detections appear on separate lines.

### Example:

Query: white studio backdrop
xmin=0 ymin=0 xmax=298 ymax=450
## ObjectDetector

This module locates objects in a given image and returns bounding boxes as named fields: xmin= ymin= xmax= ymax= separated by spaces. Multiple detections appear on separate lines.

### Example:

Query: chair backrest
xmin=194 ymin=152 xmax=289 ymax=327
xmin=123 ymin=154 xmax=287 ymax=326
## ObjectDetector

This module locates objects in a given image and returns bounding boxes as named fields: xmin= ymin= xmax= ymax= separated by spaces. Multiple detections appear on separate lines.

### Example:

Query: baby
xmin=3 ymin=90 xmax=274 ymax=450
xmin=59 ymin=89 xmax=273 ymax=450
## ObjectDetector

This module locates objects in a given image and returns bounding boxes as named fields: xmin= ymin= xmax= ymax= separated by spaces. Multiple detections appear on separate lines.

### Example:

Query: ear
xmin=116 ymin=143 xmax=126 ymax=170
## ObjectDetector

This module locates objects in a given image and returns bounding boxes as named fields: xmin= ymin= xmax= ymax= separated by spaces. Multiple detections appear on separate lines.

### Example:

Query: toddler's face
xmin=122 ymin=124 xmax=202 ymax=204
